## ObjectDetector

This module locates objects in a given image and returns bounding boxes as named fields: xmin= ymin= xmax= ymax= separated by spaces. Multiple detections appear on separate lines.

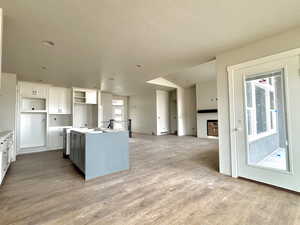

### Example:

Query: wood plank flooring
xmin=1 ymin=134 xmax=300 ymax=225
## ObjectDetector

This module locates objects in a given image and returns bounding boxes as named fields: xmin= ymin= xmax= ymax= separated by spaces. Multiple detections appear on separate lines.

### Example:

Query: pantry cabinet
xmin=49 ymin=87 xmax=71 ymax=114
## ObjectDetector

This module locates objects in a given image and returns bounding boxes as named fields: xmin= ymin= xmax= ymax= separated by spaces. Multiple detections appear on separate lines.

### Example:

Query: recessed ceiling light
xmin=42 ymin=40 xmax=55 ymax=47
xmin=136 ymin=64 xmax=142 ymax=68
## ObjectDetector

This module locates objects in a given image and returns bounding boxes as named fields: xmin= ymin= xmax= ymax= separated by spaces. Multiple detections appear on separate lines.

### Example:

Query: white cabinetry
xmin=19 ymin=82 xmax=48 ymax=99
xmin=48 ymin=127 xmax=64 ymax=150
xmin=86 ymin=90 xmax=97 ymax=104
xmin=0 ymin=131 xmax=14 ymax=185
xmin=49 ymin=87 xmax=71 ymax=114
xmin=73 ymin=88 xmax=97 ymax=104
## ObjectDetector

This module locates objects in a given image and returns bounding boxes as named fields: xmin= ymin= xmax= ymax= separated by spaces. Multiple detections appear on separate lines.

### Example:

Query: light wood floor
xmin=1 ymin=134 xmax=300 ymax=225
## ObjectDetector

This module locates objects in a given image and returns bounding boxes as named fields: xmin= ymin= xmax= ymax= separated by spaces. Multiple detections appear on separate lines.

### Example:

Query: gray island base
xmin=70 ymin=129 xmax=129 ymax=180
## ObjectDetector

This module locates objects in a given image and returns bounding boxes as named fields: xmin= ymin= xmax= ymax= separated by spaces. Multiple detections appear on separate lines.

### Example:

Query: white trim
xmin=228 ymin=67 xmax=238 ymax=178
xmin=227 ymin=48 xmax=300 ymax=72
xmin=227 ymin=48 xmax=300 ymax=178
xmin=17 ymin=147 xmax=61 ymax=155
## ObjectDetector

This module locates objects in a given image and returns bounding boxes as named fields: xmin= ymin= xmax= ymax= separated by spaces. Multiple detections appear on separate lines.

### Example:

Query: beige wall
xmin=216 ymin=26 xmax=300 ymax=175
xmin=196 ymin=80 xmax=217 ymax=110
xmin=129 ymin=89 xmax=157 ymax=135
xmin=0 ymin=73 xmax=16 ymax=132
xmin=196 ymin=80 xmax=218 ymax=138
xmin=177 ymin=86 xmax=197 ymax=136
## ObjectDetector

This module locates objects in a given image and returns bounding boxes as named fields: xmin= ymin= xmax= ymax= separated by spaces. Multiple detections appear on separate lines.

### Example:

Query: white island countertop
xmin=70 ymin=128 xmax=122 ymax=135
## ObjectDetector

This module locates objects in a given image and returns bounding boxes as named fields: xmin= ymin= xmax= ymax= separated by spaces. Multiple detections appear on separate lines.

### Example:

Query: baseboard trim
xmin=17 ymin=147 xmax=62 ymax=155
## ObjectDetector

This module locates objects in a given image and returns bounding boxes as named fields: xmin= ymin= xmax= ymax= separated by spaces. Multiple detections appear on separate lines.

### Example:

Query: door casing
xmin=228 ymin=48 xmax=300 ymax=180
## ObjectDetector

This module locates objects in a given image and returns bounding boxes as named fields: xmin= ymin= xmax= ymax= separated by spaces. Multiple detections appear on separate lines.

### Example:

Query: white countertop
xmin=71 ymin=128 xmax=124 ymax=134
xmin=0 ymin=131 xmax=13 ymax=140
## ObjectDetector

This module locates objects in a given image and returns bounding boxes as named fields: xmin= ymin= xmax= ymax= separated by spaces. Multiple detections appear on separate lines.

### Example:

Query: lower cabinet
xmin=48 ymin=127 xmax=64 ymax=150
xmin=0 ymin=132 xmax=14 ymax=185
xmin=70 ymin=131 xmax=85 ymax=173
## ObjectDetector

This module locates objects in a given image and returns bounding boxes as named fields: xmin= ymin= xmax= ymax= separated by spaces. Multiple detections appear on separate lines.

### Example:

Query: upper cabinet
xmin=73 ymin=88 xmax=97 ymax=104
xmin=0 ymin=9 xmax=3 ymax=89
xmin=86 ymin=90 xmax=97 ymax=104
xmin=49 ymin=87 xmax=71 ymax=114
xmin=19 ymin=82 xmax=48 ymax=99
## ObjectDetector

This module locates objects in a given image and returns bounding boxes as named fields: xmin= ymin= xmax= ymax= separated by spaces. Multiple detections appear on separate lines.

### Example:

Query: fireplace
xmin=207 ymin=120 xmax=218 ymax=137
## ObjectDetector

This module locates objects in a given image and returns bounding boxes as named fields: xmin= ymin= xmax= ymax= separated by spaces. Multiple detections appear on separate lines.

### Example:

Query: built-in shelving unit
xmin=16 ymin=82 xmax=102 ymax=154
xmin=72 ymin=88 xmax=99 ymax=128
xmin=74 ymin=91 xmax=87 ymax=104
xmin=21 ymin=98 xmax=47 ymax=112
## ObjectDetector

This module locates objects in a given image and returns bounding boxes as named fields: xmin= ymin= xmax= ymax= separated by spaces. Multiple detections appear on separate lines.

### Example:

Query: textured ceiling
xmin=1 ymin=0 xmax=300 ymax=95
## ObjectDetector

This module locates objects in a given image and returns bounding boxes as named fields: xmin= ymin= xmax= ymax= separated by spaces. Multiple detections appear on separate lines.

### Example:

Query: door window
xmin=112 ymin=99 xmax=125 ymax=130
xmin=244 ymin=71 xmax=289 ymax=171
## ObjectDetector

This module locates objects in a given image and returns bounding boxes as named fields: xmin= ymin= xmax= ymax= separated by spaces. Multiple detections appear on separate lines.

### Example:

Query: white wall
xmin=129 ymin=86 xmax=196 ymax=136
xmin=129 ymin=89 xmax=156 ymax=135
xmin=156 ymin=90 xmax=170 ymax=135
xmin=196 ymin=80 xmax=218 ymax=138
xmin=0 ymin=73 xmax=17 ymax=160
xmin=196 ymin=80 xmax=218 ymax=110
xmin=0 ymin=73 xmax=16 ymax=132
xmin=101 ymin=93 xmax=129 ymax=128
xmin=101 ymin=92 xmax=113 ymax=123
xmin=177 ymin=86 xmax=197 ymax=136
xmin=216 ymin=26 xmax=300 ymax=175
xmin=113 ymin=95 xmax=129 ymax=121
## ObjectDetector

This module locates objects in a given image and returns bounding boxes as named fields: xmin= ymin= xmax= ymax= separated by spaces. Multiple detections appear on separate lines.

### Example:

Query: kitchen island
xmin=69 ymin=129 xmax=129 ymax=180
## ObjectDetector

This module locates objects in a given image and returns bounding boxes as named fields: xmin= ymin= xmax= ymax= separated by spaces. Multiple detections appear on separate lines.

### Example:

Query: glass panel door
xmin=244 ymin=70 xmax=289 ymax=171
xmin=112 ymin=99 xmax=125 ymax=130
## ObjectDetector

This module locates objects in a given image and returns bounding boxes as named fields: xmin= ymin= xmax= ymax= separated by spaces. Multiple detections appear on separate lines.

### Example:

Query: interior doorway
xmin=169 ymin=90 xmax=178 ymax=135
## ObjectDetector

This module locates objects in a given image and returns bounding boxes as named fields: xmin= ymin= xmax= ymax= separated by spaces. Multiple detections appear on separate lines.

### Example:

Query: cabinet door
xmin=20 ymin=82 xmax=48 ymax=99
xmin=61 ymin=88 xmax=71 ymax=114
xmin=70 ymin=133 xmax=74 ymax=161
xmin=49 ymin=87 xmax=71 ymax=114
xmin=49 ymin=87 xmax=59 ymax=114
xmin=48 ymin=127 xmax=64 ymax=149
xmin=20 ymin=113 xmax=46 ymax=148
xmin=79 ymin=134 xmax=85 ymax=172
xmin=86 ymin=90 xmax=97 ymax=104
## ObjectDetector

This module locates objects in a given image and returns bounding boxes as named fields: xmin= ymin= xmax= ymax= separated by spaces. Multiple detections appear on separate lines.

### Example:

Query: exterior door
xmin=112 ymin=99 xmax=125 ymax=130
xmin=229 ymin=52 xmax=300 ymax=192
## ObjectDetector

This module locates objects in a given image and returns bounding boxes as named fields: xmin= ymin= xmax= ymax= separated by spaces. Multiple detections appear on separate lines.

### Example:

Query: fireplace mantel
xmin=197 ymin=109 xmax=218 ymax=114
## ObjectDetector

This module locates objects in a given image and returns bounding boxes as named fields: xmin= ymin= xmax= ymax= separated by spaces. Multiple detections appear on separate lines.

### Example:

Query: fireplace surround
xmin=207 ymin=120 xmax=218 ymax=137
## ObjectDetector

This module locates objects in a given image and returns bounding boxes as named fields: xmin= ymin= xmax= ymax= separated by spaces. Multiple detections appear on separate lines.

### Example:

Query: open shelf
xmin=21 ymin=110 xmax=47 ymax=113
xmin=21 ymin=97 xmax=46 ymax=111
xmin=74 ymin=97 xmax=86 ymax=104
